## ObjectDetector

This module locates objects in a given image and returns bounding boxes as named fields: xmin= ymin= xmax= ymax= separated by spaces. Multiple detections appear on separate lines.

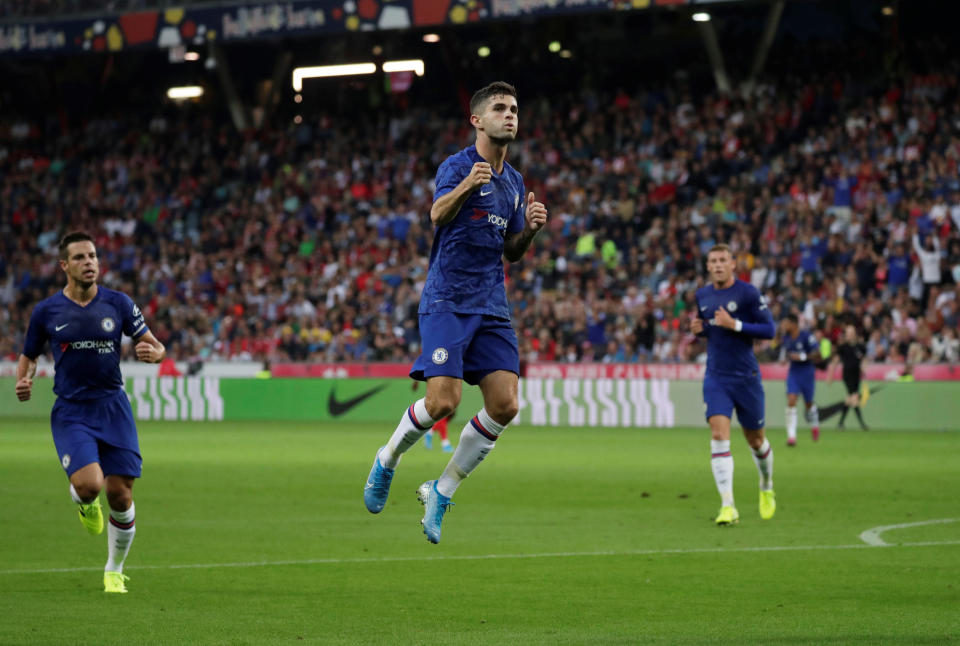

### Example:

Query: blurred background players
xmin=779 ymin=314 xmax=821 ymax=446
xmin=827 ymin=325 xmax=870 ymax=431
xmin=15 ymin=232 xmax=166 ymax=593
xmin=691 ymin=244 xmax=777 ymax=526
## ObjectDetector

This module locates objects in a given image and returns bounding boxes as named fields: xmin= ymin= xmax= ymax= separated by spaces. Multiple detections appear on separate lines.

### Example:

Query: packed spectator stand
xmin=2 ymin=32 xmax=960 ymax=371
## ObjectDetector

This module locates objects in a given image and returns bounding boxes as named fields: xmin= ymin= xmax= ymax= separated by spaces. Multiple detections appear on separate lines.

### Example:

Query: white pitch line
xmin=858 ymin=518 xmax=959 ymax=546
xmin=3 ymin=539 xmax=960 ymax=576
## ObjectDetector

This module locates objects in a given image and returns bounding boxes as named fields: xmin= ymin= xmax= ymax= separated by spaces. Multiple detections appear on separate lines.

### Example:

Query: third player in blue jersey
xmin=779 ymin=313 xmax=821 ymax=446
xmin=364 ymin=82 xmax=548 ymax=543
xmin=691 ymin=244 xmax=777 ymax=526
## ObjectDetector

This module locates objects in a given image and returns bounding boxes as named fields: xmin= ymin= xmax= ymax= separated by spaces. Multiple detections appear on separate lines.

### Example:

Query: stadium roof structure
xmin=0 ymin=0 xmax=911 ymax=129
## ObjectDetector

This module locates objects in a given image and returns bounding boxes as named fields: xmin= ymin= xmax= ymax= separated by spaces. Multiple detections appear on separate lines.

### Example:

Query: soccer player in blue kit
xmin=15 ymin=232 xmax=166 ymax=592
xmin=779 ymin=314 xmax=821 ymax=446
xmin=364 ymin=81 xmax=547 ymax=543
xmin=691 ymin=244 xmax=777 ymax=525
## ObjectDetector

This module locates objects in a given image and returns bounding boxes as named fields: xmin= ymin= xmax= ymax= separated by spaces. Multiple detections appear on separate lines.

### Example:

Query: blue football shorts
xmin=703 ymin=372 xmax=766 ymax=430
xmin=411 ymin=312 xmax=519 ymax=386
xmin=786 ymin=367 xmax=816 ymax=403
xmin=50 ymin=390 xmax=142 ymax=478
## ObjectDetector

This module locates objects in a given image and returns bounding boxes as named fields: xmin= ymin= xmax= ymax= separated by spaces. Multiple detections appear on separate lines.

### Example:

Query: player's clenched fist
xmin=135 ymin=341 xmax=162 ymax=363
xmin=15 ymin=377 xmax=32 ymax=401
xmin=465 ymin=162 xmax=492 ymax=190
xmin=525 ymin=192 xmax=547 ymax=232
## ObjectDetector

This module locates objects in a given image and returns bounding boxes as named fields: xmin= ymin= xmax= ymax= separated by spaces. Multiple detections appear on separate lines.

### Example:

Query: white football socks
xmin=437 ymin=409 xmax=504 ymax=498
xmin=785 ymin=406 xmax=798 ymax=441
xmin=808 ymin=404 xmax=819 ymax=428
xmin=381 ymin=398 xmax=436 ymax=468
xmin=105 ymin=501 xmax=136 ymax=573
xmin=710 ymin=439 xmax=734 ymax=508
xmin=751 ymin=439 xmax=774 ymax=491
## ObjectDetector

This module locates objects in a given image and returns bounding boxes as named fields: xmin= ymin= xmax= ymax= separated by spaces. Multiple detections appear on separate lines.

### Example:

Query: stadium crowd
xmin=3 ymin=57 xmax=960 ymax=369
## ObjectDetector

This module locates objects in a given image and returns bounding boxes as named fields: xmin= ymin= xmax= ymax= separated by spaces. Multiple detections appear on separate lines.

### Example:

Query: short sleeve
xmin=508 ymin=176 xmax=526 ymax=234
xmin=433 ymin=158 xmax=467 ymax=201
xmin=806 ymin=334 xmax=819 ymax=353
xmin=21 ymin=302 xmax=48 ymax=359
xmin=120 ymin=293 xmax=149 ymax=339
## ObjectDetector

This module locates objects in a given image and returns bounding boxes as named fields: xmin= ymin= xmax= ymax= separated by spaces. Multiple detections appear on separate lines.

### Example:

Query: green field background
xmin=1 ymin=376 xmax=957 ymax=431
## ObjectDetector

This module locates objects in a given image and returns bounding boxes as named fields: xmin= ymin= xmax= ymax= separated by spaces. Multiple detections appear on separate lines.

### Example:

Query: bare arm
xmin=134 ymin=330 xmax=166 ymax=364
xmin=504 ymin=228 xmax=540 ymax=263
xmin=15 ymin=354 xmax=37 ymax=402
xmin=430 ymin=162 xmax=492 ymax=227
xmin=503 ymin=192 xmax=548 ymax=263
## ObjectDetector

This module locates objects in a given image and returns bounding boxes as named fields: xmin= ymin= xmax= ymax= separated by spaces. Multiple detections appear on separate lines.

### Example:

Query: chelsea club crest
xmin=726 ymin=301 xmax=738 ymax=313
xmin=101 ymin=317 xmax=116 ymax=332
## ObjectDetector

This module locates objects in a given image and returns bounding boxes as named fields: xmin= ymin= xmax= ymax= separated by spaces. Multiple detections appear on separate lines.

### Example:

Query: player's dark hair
xmin=707 ymin=243 xmax=733 ymax=257
xmin=470 ymin=81 xmax=518 ymax=115
xmin=784 ymin=313 xmax=799 ymax=325
xmin=59 ymin=231 xmax=94 ymax=260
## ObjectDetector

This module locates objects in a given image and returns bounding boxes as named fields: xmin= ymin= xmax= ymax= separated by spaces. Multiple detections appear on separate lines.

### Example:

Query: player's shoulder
xmin=735 ymin=279 xmax=761 ymax=297
xmin=695 ymin=283 xmax=713 ymax=299
xmin=98 ymin=286 xmax=135 ymax=309
xmin=502 ymin=160 xmax=523 ymax=183
xmin=98 ymin=285 xmax=127 ymax=301
xmin=31 ymin=291 xmax=64 ymax=316
xmin=441 ymin=146 xmax=476 ymax=169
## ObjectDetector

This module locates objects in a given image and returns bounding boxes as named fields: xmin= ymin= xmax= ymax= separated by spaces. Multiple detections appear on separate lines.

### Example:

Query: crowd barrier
xmin=2 ymin=363 xmax=956 ymax=431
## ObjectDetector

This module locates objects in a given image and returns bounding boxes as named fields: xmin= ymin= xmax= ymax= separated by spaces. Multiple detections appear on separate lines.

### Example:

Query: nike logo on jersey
xmin=480 ymin=186 xmax=494 ymax=196
xmin=55 ymin=323 xmax=69 ymax=331
xmin=327 ymin=384 xmax=388 ymax=417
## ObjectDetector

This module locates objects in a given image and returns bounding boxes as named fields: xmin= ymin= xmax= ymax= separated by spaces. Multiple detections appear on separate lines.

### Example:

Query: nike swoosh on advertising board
xmin=328 ymin=384 xmax=388 ymax=417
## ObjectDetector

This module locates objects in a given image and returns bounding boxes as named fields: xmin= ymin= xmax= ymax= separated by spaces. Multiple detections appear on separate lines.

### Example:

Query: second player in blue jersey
xmin=692 ymin=244 xmax=777 ymax=526
xmin=364 ymin=82 xmax=548 ymax=543
xmin=779 ymin=314 xmax=821 ymax=446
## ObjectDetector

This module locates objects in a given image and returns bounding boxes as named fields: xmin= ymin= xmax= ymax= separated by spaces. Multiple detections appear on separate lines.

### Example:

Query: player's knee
xmin=106 ymin=488 xmax=133 ymax=512
xmin=488 ymin=399 xmax=519 ymax=425
xmin=73 ymin=480 xmax=102 ymax=501
xmin=426 ymin=395 xmax=459 ymax=420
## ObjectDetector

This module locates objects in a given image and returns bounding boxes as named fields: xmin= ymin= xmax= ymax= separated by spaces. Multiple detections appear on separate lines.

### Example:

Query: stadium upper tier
xmin=2 ymin=58 xmax=959 ymax=367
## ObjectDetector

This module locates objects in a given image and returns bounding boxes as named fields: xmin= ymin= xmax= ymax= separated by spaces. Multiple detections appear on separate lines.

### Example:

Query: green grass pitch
xmin=1 ymin=419 xmax=957 ymax=645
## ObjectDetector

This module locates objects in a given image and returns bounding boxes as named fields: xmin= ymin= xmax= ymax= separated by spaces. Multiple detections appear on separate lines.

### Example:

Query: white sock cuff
xmin=753 ymin=439 xmax=771 ymax=457
xmin=474 ymin=408 xmax=506 ymax=439
xmin=410 ymin=398 xmax=436 ymax=430
xmin=110 ymin=501 xmax=135 ymax=524
xmin=69 ymin=484 xmax=84 ymax=504
xmin=710 ymin=439 xmax=731 ymax=455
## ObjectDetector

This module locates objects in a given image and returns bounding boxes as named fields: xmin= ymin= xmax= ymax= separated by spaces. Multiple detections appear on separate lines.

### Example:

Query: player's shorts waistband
xmin=55 ymin=389 xmax=127 ymax=405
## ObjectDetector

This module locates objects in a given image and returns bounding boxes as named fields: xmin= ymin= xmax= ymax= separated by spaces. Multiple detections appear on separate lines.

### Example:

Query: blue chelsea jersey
xmin=695 ymin=279 xmax=774 ymax=379
xmin=783 ymin=329 xmax=819 ymax=372
xmin=419 ymin=145 xmax=526 ymax=320
xmin=22 ymin=287 xmax=149 ymax=401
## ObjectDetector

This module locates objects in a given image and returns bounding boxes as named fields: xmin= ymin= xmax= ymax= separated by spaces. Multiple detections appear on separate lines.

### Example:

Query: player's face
xmin=844 ymin=325 xmax=856 ymax=342
xmin=781 ymin=319 xmax=795 ymax=336
xmin=61 ymin=241 xmax=99 ymax=286
xmin=706 ymin=250 xmax=735 ymax=286
xmin=474 ymin=94 xmax=518 ymax=143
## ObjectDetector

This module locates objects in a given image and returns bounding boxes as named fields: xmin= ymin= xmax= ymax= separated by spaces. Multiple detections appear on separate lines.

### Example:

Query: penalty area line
xmin=2 ymin=539 xmax=960 ymax=576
